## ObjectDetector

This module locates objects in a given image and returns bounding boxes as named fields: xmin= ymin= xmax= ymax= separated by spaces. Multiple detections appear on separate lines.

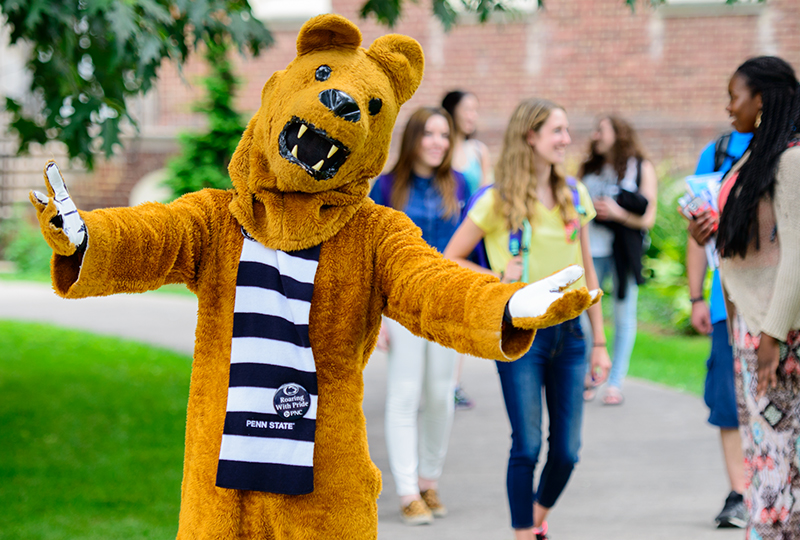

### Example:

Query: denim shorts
xmin=704 ymin=320 xmax=739 ymax=429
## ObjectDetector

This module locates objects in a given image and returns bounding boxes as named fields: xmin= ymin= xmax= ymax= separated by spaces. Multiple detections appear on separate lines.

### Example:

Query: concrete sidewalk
xmin=0 ymin=280 xmax=745 ymax=540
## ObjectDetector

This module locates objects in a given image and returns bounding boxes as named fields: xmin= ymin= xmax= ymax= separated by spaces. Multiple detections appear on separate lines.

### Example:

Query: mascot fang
xmin=30 ymin=14 xmax=598 ymax=540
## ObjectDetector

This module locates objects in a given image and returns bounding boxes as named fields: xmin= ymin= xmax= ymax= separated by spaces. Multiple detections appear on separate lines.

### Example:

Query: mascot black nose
xmin=319 ymin=89 xmax=361 ymax=123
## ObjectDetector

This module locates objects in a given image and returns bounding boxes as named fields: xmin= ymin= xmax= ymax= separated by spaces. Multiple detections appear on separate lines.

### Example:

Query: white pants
xmin=384 ymin=318 xmax=458 ymax=497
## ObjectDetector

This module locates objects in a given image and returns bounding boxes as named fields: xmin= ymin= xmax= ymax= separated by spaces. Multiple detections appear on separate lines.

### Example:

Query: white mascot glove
xmin=507 ymin=265 xmax=601 ymax=329
xmin=30 ymin=161 xmax=88 ymax=255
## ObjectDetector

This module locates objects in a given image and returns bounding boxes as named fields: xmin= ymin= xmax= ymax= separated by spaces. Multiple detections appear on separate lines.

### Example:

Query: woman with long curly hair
xmin=369 ymin=106 xmax=469 ymax=526
xmin=689 ymin=56 xmax=800 ymax=538
xmin=578 ymin=115 xmax=658 ymax=405
xmin=444 ymin=99 xmax=610 ymax=540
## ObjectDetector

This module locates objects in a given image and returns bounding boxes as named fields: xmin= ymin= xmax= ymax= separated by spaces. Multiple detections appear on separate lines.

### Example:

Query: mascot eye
xmin=368 ymin=98 xmax=382 ymax=116
xmin=315 ymin=65 xmax=332 ymax=82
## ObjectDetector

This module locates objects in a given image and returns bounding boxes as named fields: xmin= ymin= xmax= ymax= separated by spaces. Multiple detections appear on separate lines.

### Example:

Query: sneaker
xmin=454 ymin=386 xmax=475 ymax=410
xmin=420 ymin=488 xmax=447 ymax=518
xmin=715 ymin=491 xmax=747 ymax=528
xmin=400 ymin=499 xmax=433 ymax=525
xmin=533 ymin=521 xmax=549 ymax=539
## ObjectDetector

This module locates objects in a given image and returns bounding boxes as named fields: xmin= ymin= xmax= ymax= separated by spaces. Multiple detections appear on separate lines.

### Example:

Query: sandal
xmin=602 ymin=387 xmax=624 ymax=406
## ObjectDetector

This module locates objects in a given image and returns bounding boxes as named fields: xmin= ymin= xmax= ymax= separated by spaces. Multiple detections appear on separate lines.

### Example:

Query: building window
xmin=249 ymin=0 xmax=332 ymax=23
xmin=658 ymin=0 xmax=764 ymax=18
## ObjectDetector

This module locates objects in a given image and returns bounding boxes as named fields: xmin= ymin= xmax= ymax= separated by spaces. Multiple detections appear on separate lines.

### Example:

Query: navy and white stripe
xmin=216 ymin=233 xmax=321 ymax=495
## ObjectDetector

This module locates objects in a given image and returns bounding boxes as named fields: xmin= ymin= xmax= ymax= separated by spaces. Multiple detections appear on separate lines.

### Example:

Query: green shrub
xmin=0 ymin=209 xmax=52 ymax=277
xmin=639 ymin=174 xmax=694 ymax=334
xmin=163 ymin=41 xmax=245 ymax=199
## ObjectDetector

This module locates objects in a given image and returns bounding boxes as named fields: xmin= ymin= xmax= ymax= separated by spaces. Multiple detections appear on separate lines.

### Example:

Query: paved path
xmin=0 ymin=280 xmax=745 ymax=539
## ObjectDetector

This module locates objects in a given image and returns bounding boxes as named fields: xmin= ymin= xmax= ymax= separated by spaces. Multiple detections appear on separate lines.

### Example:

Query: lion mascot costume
xmin=30 ymin=14 xmax=597 ymax=540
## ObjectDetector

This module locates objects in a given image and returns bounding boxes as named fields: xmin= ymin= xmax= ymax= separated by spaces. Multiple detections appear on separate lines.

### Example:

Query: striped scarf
xmin=216 ymin=230 xmax=320 ymax=495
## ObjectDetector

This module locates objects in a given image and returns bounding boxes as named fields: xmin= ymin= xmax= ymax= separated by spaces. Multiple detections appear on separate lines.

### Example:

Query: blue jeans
xmin=495 ymin=318 xmax=586 ymax=529
xmin=587 ymin=255 xmax=638 ymax=389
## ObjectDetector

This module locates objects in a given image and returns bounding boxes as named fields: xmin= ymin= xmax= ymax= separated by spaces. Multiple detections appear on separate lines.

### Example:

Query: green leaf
xmin=360 ymin=0 xmax=403 ymax=27
xmin=99 ymin=116 xmax=122 ymax=157
xmin=432 ymin=0 xmax=457 ymax=30
xmin=21 ymin=0 xmax=49 ymax=32
xmin=106 ymin=2 xmax=138 ymax=44
xmin=137 ymin=0 xmax=173 ymax=25
xmin=137 ymin=34 xmax=164 ymax=69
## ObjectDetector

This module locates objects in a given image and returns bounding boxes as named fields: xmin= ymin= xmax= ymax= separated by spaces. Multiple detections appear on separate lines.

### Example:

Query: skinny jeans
xmin=384 ymin=318 xmax=458 ymax=496
xmin=496 ymin=318 xmax=586 ymax=529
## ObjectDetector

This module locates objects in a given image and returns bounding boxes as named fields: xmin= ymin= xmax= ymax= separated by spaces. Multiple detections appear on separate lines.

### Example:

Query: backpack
xmin=713 ymin=132 xmax=734 ymax=173
xmin=463 ymin=178 xmax=583 ymax=270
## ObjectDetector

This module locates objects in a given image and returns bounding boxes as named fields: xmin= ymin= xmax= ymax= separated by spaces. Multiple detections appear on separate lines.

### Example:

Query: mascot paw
xmin=508 ymin=265 xmax=602 ymax=330
xmin=29 ymin=161 xmax=87 ymax=256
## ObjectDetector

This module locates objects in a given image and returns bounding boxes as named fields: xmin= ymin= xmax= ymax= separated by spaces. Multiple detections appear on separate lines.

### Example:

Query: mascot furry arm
xmin=30 ymin=14 xmax=598 ymax=540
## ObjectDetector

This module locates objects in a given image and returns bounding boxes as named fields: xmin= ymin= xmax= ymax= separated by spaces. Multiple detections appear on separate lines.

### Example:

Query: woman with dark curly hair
xmin=690 ymin=55 xmax=800 ymax=538
xmin=578 ymin=115 xmax=658 ymax=405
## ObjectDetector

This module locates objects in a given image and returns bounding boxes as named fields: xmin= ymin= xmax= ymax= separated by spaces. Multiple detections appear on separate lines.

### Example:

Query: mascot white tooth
xmin=30 ymin=14 xmax=598 ymax=539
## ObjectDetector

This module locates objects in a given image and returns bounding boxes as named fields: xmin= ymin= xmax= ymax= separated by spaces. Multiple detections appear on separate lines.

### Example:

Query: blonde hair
xmin=493 ymin=98 xmax=576 ymax=232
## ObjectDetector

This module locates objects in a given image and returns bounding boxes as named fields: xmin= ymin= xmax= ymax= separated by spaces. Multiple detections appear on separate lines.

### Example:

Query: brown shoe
xmin=400 ymin=499 xmax=433 ymax=525
xmin=420 ymin=489 xmax=447 ymax=518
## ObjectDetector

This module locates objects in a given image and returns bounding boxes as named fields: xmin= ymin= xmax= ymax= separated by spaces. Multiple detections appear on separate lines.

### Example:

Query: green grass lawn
xmin=626 ymin=326 xmax=710 ymax=396
xmin=0 ymin=320 xmax=191 ymax=540
xmin=0 ymin=317 xmax=711 ymax=539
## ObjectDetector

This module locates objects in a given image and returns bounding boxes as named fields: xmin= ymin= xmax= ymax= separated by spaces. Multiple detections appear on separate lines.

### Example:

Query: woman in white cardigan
xmin=690 ymin=55 xmax=800 ymax=538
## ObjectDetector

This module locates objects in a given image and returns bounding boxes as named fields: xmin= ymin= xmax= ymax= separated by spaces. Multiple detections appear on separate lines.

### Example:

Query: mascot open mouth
xmin=279 ymin=117 xmax=350 ymax=181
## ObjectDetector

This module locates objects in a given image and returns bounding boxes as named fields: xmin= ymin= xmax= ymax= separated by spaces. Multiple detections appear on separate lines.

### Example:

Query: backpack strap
xmin=713 ymin=132 xmax=733 ymax=172
xmin=378 ymin=174 xmax=393 ymax=208
xmin=566 ymin=176 xmax=586 ymax=217
xmin=462 ymin=183 xmax=493 ymax=219
xmin=461 ymin=184 xmax=495 ymax=269
xmin=453 ymin=171 xmax=467 ymax=204
xmin=635 ymin=158 xmax=642 ymax=188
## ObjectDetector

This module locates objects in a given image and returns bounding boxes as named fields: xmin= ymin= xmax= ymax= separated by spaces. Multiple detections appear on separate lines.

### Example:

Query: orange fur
xmin=31 ymin=14 xmax=591 ymax=539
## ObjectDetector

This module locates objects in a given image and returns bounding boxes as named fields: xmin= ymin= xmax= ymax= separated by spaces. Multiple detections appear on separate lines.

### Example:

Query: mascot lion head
xmin=229 ymin=14 xmax=424 ymax=251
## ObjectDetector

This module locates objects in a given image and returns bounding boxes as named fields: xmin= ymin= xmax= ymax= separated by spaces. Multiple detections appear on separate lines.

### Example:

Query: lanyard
xmin=521 ymin=220 xmax=532 ymax=283
xmin=509 ymin=220 xmax=532 ymax=283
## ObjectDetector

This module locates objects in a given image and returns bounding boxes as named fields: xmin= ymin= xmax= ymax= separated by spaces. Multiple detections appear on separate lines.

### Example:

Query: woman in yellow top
xmin=444 ymin=98 xmax=610 ymax=540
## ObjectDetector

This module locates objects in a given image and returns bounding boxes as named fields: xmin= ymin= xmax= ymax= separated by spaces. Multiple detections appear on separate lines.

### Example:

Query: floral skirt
xmin=733 ymin=314 xmax=800 ymax=539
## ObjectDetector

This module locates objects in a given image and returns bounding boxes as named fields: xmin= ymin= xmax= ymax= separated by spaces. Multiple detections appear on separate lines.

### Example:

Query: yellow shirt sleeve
xmin=468 ymin=188 xmax=500 ymax=236
xmin=468 ymin=190 xmax=513 ymax=274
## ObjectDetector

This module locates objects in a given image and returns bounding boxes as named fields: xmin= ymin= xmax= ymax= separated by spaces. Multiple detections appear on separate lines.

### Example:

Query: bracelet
xmin=499 ymin=271 xmax=505 ymax=282
xmin=690 ymin=296 xmax=705 ymax=304
xmin=593 ymin=342 xmax=606 ymax=347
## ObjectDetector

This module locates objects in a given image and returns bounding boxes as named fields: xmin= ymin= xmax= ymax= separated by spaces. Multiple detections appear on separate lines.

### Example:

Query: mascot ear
xmin=297 ymin=14 xmax=362 ymax=55
xmin=367 ymin=34 xmax=424 ymax=106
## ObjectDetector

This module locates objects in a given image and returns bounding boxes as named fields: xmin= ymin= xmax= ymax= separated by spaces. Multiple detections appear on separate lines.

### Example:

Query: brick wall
xmin=149 ymin=0 xmax=800 ymax=181
xmin=5 ymin=0 xmax=799 ymax=211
